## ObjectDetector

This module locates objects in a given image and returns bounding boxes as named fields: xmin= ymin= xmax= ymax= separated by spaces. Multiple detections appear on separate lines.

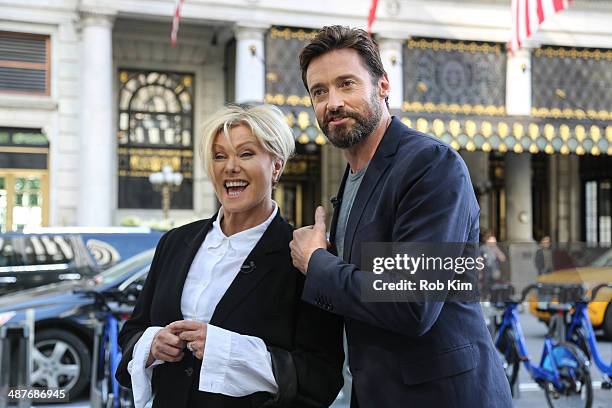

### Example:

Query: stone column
xmin=234 ymin=23 xmax=268 ymax=104
xmin=552 ymin=155 xmax=581 ymax=242
xmin=505 ymin=153 xmax=533 ymax=241
xmin=460 ymin=151 xmax=491 ymax=232
xmin=505 ymin=48 xmax=532 ymax=116
xmin=78 ymin=10 xmax=115 ymax=226
xmin=377 ymin=36 xmax=403 ymax=110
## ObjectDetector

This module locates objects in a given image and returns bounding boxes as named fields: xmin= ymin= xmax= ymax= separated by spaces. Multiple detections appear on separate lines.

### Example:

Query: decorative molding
xmin=265 ymin=93 xmax=311 ymax=107
xmin=531 ymin=107 xmax=612 ymax=121
xmin=79 ymin=7 xmax=116 ymax=29
xmin=269 ymin=27 xmax=317 ymax=41
xmin=402 ymin=101 xmax=506 ymax=116
xmin=407 ymin=38 xmax=503 ymax=54
xmin=397 ymin=112 xmax=612 ymax=156
xmin=534 ymin=47 xmax=612 ymax=60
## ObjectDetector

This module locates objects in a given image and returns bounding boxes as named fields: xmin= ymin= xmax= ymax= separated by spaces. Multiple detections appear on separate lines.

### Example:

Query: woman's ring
xmin=187 ymin=342 xmax=194 ymax=352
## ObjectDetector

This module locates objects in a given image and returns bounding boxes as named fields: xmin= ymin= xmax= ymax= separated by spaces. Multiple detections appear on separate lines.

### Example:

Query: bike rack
xmin=90 ymin=320 xmax=104 ymax=408
xmin=0 ymin=323 xmax=32 ymax=408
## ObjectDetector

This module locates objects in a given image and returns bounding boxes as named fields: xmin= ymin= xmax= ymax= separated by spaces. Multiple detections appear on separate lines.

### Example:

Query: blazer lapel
xmin=172 ymin=216 xmax=216 ymax=320
xmin=209 ymin=212 xmax=285 ymax=326
xmin=343 ymin=117 xmax=403 ymax=262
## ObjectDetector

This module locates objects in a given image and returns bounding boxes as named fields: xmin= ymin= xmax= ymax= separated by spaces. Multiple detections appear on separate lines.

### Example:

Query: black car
xmin=0 ymin=229 xmax=161 ymax=295
xmin=0 ymin=249 xmax=154 ymax=399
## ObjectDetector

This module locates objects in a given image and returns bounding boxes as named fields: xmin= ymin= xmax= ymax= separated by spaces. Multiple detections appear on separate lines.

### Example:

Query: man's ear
xmin=379 ymin=73 xmax=391 ymax=99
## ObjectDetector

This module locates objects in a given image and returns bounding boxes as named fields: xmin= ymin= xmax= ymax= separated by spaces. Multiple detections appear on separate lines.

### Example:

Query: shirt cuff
xmin=200 ymin=324 xmax=278 ymax=397
xmin=128 ymin=326 xmax=164 ymax=408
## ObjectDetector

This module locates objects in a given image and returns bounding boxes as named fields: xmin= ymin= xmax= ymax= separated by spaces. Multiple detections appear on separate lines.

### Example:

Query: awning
xmin=394 ymin=110 xmax=611 ymax=156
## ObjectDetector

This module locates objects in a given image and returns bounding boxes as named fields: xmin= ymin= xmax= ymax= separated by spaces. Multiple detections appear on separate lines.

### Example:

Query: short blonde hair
xmin=200 ymin=104 xmax=295 ymax=182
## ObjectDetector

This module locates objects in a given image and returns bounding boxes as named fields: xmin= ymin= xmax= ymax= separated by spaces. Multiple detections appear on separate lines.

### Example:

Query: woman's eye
xmin=214 ymin=154 xmax=226 ymax=160
xmin=240 ymin=151 xmax=254 ymax=158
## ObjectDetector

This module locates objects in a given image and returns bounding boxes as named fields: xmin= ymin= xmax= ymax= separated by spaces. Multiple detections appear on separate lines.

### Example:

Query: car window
xmin=0 ymin=235 xmax=78 ymax=268
xmin=591 ymin=249 xmax=612 ymax=268
xmin=93 ymin=248 xmax=155 ymax=286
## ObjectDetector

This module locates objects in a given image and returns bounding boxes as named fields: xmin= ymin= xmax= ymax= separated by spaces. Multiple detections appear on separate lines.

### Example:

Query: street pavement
xmin=32 ymin=309 xmax=612 ymax=408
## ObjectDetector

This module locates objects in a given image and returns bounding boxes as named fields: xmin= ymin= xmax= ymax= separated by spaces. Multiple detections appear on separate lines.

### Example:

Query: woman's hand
xmin=147 ymin=326 xmax=186 ymax=366
xmin=167 ymin=320 xmax=208 ymax=360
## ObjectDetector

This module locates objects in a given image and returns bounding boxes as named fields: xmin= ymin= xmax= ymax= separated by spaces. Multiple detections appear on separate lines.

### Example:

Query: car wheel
xmin=31 ymin=329 xmax=91 ymax=400
xmin=604 ymin=303 xmax=612 ymax=340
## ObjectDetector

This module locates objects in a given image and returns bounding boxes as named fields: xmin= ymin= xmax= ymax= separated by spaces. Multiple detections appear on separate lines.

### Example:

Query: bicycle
xmin=491 ymin=283 xmax=593 ymax=408
xmin=80 ymin=290 xmax=134 ymax=408
xmin=561 ymin=283 xmax=612 ymax=390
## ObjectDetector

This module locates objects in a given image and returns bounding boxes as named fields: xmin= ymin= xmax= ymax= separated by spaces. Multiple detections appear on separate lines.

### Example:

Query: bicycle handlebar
xmin=519 ymin=283 xmax=543 ymax=303
xmin=590 ymin=283 xmax=612 ymax=302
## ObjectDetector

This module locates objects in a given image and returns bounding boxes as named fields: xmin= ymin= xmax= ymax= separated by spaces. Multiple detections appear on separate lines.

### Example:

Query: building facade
xmin=0 ymin=0 xmax=611 ymax=245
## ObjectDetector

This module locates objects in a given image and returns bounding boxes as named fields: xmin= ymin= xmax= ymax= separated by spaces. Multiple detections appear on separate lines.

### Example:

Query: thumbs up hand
xmin=290 ymin=206 xmax=329 ymax=275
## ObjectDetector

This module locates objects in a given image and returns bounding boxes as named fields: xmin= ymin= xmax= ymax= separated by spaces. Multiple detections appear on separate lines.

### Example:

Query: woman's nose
xmin=225 ymin=156 xmax=240 ymax=173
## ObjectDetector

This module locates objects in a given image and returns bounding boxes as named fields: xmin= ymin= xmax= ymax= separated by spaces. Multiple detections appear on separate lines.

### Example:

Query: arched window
xmin=117 ymin=70 xmax=194 ymax=209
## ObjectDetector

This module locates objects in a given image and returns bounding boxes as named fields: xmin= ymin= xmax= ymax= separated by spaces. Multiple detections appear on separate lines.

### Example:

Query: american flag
xmin=509 ymin=0 xmax=572 ymax=53
xmin=367 ymin=0 xmax=379 ymax=34
xmin=170 ymin=0 xmax=184 ymax=47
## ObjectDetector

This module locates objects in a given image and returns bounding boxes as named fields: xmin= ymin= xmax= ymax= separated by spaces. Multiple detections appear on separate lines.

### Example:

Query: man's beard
xmin=320 ymin=91 xmax=382 ymax=149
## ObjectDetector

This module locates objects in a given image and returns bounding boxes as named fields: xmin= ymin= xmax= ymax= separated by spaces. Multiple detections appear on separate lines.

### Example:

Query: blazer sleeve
xmin=263 ymin=272 xmax=344 ymax=408
xmin=115 ymin=231 xmax=169 ymax=388
xmin=303 ymin=144 xmax=476 ymax=338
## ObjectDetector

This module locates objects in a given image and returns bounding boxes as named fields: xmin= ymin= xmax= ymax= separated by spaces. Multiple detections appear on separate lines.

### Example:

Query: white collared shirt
xmin=128 ymin=204 xmax=279 ymax=408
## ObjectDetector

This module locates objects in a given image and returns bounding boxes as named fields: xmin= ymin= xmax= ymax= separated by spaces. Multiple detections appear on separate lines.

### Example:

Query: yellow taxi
xmin=528 ymin=249 xmax=612 ymax=339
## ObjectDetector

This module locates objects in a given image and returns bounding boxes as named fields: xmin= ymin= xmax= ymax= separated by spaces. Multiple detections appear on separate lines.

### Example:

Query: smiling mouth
xmin=224 ymin=180 xmax=249 ymax=198
xmin=328 ymin=117 xmax=351 ymax=126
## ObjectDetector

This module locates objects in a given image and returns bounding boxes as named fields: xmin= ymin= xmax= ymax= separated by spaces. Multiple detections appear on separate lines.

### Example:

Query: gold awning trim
xmin=534 ymin=47 xmax=612 ymax=60
xmin=399 ymin=115 xmax=611 ymax=156
xmin=269 ymin=27 xmax=317 ymax=41
xmin=407 ymin=38 xmax=503 ymax=54
xmin=402 ymin=101 xmax=506 ymax=116
xmin=278 ymin=106 xmax=325 ymax=145
xmin=265 ymin=93 xmax=311 ymax=107
xmin=531 ymin=107 xmax=611 ymax=121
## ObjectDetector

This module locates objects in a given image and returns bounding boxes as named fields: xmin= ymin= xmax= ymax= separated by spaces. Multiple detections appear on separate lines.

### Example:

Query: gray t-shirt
xmin=335 ymin=165 xmax=368 ymax=261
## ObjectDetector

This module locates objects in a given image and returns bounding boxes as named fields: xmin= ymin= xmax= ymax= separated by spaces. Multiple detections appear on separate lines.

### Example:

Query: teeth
xmin=225 ymin=180 xmax=248 ymax=188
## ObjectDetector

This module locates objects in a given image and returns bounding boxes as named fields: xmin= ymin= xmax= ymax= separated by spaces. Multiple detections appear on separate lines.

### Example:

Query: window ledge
xmin=0 ymin=94 xmax=58 ymax=111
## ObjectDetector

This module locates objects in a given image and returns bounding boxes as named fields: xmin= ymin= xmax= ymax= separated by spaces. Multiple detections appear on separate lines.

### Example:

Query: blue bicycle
xmin=491 ymin=284 xmax=593 ymax=408
xmin=562 ymin=283 xmax=612 ymax=390
xmin=80 ymin=290 xmax=134 ymax=408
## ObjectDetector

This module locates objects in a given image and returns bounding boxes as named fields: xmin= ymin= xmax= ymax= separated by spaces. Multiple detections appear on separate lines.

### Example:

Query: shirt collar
xmin=206 ymin=202 xmax=278 ymax=252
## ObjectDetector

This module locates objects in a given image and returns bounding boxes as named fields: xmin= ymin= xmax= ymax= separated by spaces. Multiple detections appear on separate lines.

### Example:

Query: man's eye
xmin=312 ymin=89 xmax=325 ymax=97
xmin=341 ymin=80 xmax=355 ymax=87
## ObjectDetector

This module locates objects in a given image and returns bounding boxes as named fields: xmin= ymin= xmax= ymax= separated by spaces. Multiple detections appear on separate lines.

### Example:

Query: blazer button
xmin=185 ymin=367 xmax=194 ymax=376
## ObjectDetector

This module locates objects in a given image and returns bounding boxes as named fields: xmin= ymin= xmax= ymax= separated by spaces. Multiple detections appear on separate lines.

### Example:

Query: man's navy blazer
xmin=303 ymin=117 xmax=512 ymax=407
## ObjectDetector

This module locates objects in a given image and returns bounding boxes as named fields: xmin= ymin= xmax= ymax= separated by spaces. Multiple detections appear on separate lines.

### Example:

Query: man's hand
xmin=290 ymin=206 xmax=328 ymax=275
xmin=167 ymin=320 xmax=208 ymax=360
xmin=147 ymin=326 xmax=186 ymax=367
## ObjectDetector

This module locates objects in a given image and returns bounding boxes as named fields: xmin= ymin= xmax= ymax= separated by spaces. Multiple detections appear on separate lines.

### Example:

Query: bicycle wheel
xmin=495 ymin=329 xmax=520 ymax=394
xmin=98 ymin=330 xmax=115 ymax=408
xmin=568 ymin=327 xmax=591 ymax=361
xmin=543 ymin=342 xmax=592 ymax=408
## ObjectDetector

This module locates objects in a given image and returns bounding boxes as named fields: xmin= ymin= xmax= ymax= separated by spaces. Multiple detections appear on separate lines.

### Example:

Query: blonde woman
xmin=116 ymin=104 xmax=343 ymax=407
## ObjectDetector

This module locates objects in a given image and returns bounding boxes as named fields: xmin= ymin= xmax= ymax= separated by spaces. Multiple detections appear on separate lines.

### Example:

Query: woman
xmin=116 ymin=104 xmax=344 ymax=407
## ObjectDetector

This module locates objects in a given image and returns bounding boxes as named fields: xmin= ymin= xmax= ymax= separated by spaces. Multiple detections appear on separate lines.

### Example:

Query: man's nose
xmin=327 ymin=88 xmax=344 ymax=112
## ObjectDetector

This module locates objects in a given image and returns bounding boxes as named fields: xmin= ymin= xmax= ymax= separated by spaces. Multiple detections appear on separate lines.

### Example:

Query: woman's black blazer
xmin=116 ymin=211 xmax=344 ymax=407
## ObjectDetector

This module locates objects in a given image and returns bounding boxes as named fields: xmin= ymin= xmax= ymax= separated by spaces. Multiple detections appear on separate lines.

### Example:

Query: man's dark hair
xmin=299 ymin=25 xmax=386 ymax=92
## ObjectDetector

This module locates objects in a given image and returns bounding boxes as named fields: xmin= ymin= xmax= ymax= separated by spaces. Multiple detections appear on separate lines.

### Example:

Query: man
xmin=290 ymin=26 xmax=512 ymax=407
